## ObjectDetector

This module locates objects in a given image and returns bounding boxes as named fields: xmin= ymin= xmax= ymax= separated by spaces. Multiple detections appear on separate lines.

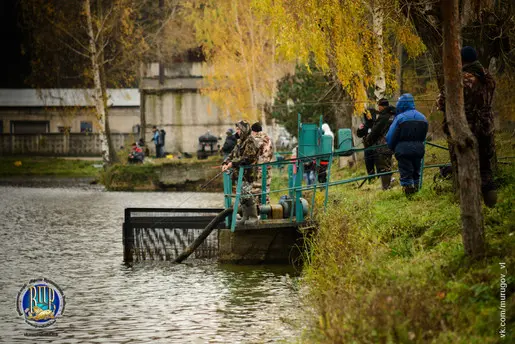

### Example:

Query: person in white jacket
xmin=318 ymin=121 xmax=334 ymax=183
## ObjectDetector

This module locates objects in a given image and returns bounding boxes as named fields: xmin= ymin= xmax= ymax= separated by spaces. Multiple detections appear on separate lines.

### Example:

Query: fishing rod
xmin=199 ymin=169 xmax=231 ymax=190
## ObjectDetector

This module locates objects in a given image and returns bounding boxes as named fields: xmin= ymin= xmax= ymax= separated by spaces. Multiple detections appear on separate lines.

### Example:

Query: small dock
xmin=122 ymin=207 xmax=308 ymax=264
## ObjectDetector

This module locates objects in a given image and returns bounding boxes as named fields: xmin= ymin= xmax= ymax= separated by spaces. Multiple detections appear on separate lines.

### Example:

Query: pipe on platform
xmin=174 ymin=207 xmax=234 ymax=263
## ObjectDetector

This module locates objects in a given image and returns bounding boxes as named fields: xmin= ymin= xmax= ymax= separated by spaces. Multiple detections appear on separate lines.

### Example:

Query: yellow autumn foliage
xmin=186 ymin=0 xmax=292 ymax=123
xmin=255 ymin=0 xmax=427 ymax=114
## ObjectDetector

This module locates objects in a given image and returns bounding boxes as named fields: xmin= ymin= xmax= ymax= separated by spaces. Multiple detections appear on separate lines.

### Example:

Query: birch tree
xmin=20 ymin=0 xmax=148 ymax=166
xmin=257 ymin=0 xmax=425 ymax=114
xmin=186 ymin=0 xmax=291 ymax=129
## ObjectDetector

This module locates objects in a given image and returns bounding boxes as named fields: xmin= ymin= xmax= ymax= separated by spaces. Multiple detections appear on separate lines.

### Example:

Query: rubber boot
xmin=403 ymin=185 xmax=416 ymax=198
xmin=244 ymin=199 xmax=259 ymax=226
xmin=380 ymin=175 xmax=391 ymax=190
xmin=483 ymin=189 xmax=497 ymax=208
xmin=236 ymin=203 xmax=248 ymax=225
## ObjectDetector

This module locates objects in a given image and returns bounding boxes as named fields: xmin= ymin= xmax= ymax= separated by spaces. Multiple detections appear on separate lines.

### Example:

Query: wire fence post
xmin=295 ymin=160 xmax=304 ymax=222
xmin=223 ymin=172 xmax=232 ymax=227
xmin=230 ymin=166 xmax=244 ymax=232
xmin=419 ymin=141 xmax=426 ymax=190
xmin=261 ymin=165 xmax=268 ymax=219
xmin=310 ymin=157 xmax=319 ymax=218
xmin=323 ymin=153 xmax=334 ymax=210
xmin=288 ymin=163 xmax=294 ymax=200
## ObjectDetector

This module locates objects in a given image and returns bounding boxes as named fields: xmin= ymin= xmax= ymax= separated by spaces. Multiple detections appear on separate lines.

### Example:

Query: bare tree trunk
xmin=394 ymin=42 xmax=403 ymax=99
xmin=441 ymin=0 xmax=485 ymax=258
xmin=97 ymin=0 xmax=119 ymax=164
xmin=85 ymin=0 xmax=110 ymax=166
xmin=372 ymin=2 xmax=386 ymax=101
xmin=233 ymin=0 xmax=255 ymax=121
xmin=158 ymin=0 xmax=165 ymax=85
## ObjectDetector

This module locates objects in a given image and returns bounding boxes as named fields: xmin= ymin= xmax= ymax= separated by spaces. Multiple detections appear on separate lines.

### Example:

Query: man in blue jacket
xmin=386 ymin=94 xmax=428 ymax=196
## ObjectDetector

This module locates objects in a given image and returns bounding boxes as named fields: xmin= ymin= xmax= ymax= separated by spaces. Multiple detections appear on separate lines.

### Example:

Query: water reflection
xmin=0 ymin=186 xmax=300 ymax=343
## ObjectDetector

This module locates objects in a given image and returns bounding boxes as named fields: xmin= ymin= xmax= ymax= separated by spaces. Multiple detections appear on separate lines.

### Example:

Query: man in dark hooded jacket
xmin=437 ymin=46 xmax=497 ymax=207
xmin=386 ymin=94 xmax=428 ymax=196
xmin=357 ymin=108 xmax=378 ymax=178
xmin=222 ymin=120 xmax=260 ymax=225
xmin=364 ymin=98 xmax=396 ymax=190
xmin=221 ymin=128 xmax=237 ymax=160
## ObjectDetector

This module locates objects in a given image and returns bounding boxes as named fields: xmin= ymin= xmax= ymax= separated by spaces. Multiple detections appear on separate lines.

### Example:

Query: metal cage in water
xmin=123 ymin=208 xmax=226 ymax=262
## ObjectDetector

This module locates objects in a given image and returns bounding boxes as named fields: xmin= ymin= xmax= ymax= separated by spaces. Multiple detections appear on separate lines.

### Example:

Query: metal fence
xmin=0 ymin=133 xmax=135 ymax=156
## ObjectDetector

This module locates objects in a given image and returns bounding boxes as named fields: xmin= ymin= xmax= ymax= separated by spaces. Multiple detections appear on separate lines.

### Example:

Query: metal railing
xmin=223 ymin=140 xmax=450 ymax=232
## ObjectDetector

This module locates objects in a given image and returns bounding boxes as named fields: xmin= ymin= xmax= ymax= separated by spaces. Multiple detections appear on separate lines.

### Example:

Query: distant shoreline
xmin=0 ymin=176 xmax=100 ymax=188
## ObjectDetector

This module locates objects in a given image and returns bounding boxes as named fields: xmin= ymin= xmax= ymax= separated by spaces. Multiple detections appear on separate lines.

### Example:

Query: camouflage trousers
xmin=449 ymin=132 xmax=496 ymax=192
xmin=252 ymin=166 xmax=272 ymax=204
xmin=240 ymin=181 xmax=254 ymax=202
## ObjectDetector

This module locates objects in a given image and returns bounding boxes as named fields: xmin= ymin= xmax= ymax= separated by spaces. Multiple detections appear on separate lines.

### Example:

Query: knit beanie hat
xmin=461 ymin=46 xmax=478 ymax=64
xmin=377 ymin=98 xmax=389 ymax=107
xmin=251 ymin=122 xmax=263 ymax=132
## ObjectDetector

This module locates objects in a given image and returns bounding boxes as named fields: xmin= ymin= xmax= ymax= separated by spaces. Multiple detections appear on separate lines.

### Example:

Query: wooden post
xmin=123 ymin=208 xmax=134 ymax=263
xmin=441 ymin=0 xmax=485 ymax=258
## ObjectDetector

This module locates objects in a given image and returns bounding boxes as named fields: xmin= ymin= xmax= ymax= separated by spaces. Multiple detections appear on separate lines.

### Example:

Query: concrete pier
xmin=218 ymin=220 xmax=306 ymax=264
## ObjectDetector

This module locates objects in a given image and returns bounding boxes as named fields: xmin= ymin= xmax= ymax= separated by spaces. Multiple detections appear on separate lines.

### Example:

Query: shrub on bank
xmin=101 ymin=164 xmax=160 ymax=191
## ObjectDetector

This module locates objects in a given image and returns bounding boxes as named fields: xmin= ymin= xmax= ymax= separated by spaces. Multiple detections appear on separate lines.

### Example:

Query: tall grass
xmin=298 ymin=135 xmax=514 ymax=343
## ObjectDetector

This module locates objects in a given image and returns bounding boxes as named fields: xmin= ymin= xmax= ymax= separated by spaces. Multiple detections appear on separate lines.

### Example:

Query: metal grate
xmin=123 ymin=208 xmax=225 ymax=262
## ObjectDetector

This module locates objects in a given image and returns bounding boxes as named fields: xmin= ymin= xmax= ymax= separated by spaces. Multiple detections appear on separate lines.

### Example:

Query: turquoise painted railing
xmin=223 ymin=117 xmax=450 ymax=231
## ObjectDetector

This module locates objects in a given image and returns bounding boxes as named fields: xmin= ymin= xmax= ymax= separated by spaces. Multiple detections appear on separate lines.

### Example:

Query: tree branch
xmin=47 ymin=17 xmax=91 ymax=54
xmin=59 ymin=38 xmax=91 ymax=59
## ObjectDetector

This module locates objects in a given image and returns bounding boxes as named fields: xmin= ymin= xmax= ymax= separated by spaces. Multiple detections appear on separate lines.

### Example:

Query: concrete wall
xmin=141 ymin=62 xmax=233 ymax=154
xmin=0 ymin=107 xmax=140 ymax=134
xmin=143 ymin=92 xmax=232 ymax=153
xmin=218 ymin=225 xmax=304 ymax=264
xmin=0 ymin=133 xmax=134 ymax=156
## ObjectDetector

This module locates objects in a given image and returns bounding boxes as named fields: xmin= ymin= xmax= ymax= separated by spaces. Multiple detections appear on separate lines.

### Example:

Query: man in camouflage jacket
xmin=222 ymin=120 xmax=260 ymax=224
xmin=250 ymin=122 xmax=273 ymax=205
xmin=437 ymin=46 xmax=497 ymax=207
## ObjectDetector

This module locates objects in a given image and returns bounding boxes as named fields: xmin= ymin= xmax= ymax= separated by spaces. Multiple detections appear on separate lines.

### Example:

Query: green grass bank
xmin=0 ymin=156 xmax=101 ymax=178
xmin=0 ymin=155 xmax=223 ymax=191
xmin=299 ymin=136 xmax=514 ymax=343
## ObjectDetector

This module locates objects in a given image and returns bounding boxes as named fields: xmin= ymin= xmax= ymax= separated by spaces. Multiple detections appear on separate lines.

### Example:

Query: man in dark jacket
xmin=221 ymin=128 xmax=237 ymax=160
xmin=437 ymin=46 xmax=497 ymax=207
xmin=364 ymin=98 xmax=396 ymax=190
xmin=356 ymin=108 xmax=378 ymax=178
xmin=222 ymin=120 xmax=260 ymax=225
xmin=159 ymin=129 xmax=166 ymax=157
xmin=151 ymin=126 xmax=162 ymax=158
xmin=386 ymin=94 xmax=428 ymax=196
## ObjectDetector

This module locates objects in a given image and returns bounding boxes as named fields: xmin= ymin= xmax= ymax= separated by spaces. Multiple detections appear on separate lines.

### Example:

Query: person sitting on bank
xmin=364 ymin=98 xmax=396 ymax=190
xmin=137 ymin=138 xmax=150 ymax=157
xmin=128 ymin=143 xmax=144 ymax=164
xmin=386 ymin=93 xmax=428 ymax=197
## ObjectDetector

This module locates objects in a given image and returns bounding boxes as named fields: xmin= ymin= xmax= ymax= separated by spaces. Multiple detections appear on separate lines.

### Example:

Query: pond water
xmin=0 ymin=186 xmax=301 ymax=343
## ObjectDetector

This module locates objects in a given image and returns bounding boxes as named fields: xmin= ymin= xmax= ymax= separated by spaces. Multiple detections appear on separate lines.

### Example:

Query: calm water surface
xmin=0 ymin=186 xmax=301 ymax=343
